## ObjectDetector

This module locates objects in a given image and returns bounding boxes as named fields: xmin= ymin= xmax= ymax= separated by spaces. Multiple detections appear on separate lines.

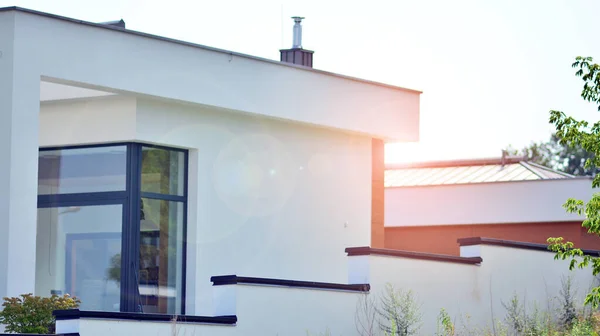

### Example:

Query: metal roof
xmin=385 ymin=156 xmax=576 ymax=187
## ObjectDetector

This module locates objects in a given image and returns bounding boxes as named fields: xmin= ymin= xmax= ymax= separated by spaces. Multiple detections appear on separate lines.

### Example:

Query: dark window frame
xmin=37 ymin=142 xmax=188 ymax=315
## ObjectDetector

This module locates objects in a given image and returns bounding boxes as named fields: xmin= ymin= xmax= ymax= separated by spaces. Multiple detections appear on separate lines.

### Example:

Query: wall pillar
xmin=0 ymin=11 xmax=41 ymax=299
xmin=371 ymin=138 xmax=385 ymax=248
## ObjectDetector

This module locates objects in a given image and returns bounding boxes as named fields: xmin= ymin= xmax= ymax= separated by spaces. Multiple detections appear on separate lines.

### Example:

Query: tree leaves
xmin=548 ymin=56 xmax=600 ymax=309
xmin=0 ymin=293 xmax=80 ymax=334
xmin=505 ymin=131 xmax=599 ymax=178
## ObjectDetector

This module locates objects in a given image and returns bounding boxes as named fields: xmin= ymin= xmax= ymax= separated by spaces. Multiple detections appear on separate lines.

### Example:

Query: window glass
xmin=38 ymin=146 xmax=127 ymax=195
xmin=35 ymin=205 xmax=123 ymax=312
xmin=141 ymin=147 xmax=184 ymax=196
xmin=36 ymin=143 xmax=187 ymax=315
xmin=138 ymin=198 xmax=184 ymax=314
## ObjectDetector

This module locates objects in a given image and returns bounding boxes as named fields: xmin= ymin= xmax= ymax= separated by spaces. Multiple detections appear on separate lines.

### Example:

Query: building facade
xmin=385 ymin=156 xmax=599 ymax=255
xmin=0 ymin=6 xmax=420 ymax=318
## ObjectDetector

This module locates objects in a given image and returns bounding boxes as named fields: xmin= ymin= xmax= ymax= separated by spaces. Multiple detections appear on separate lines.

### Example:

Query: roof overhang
xmin=40 ymin=81 xmax=116 ymax=102
xmin=1 ymin=7 xmax=420 ymax=141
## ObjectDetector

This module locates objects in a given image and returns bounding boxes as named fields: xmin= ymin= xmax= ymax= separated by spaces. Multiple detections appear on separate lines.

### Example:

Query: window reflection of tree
xmin=106 ymin=147 xmax=182 ymax=314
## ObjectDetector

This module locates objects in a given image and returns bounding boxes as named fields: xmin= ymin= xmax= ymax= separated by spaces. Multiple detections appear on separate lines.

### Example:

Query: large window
xmin=36 ymin=144 xmax=187 ymax=315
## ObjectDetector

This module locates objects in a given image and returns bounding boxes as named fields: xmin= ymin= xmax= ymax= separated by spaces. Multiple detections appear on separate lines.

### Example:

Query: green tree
xmin=547 ymin=56 xmax=600 ymax=308
xmin=506 ymin=133 xmax=599 ymax=176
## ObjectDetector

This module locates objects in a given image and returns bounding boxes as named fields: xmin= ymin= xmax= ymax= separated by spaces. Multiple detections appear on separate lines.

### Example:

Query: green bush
xmin=0 ymin=293 xmax=80 ymax=334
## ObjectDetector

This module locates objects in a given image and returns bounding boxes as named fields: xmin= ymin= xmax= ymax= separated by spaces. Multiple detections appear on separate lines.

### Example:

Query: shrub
xmin=558 ymin=276 xmax=578 ymax=329
xmin=376 ymin=284 xmax=422 ymax=336
xmin=436 ymin=308 xmax=454 ymax=336
xmin=0 ymin=293 xmax=80 ymax=334
xmin=569 ymin=318 xmax=598 ymax=336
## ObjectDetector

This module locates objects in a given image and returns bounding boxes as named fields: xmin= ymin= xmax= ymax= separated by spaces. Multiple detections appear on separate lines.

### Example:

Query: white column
xmin=0 ymin=11 xmax=41 ymax=299
xmin=213 ymin=285 xmax=236 ymax=316
xmin=459 ymin=245 xmax=482 ymax=258
xmin=348 ymin=255 xmax=371 ymax=285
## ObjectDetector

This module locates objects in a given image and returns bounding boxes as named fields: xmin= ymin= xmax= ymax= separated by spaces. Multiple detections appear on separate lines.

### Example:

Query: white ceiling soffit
xmin=40 ymin=81 xmax=116 ymax=102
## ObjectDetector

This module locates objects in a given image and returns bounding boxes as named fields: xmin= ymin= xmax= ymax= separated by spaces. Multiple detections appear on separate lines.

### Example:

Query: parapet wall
xmin=53 ymin=237 xmax=598 ymax=336
xmin=348 ymin=237 xmax=598 ymax=335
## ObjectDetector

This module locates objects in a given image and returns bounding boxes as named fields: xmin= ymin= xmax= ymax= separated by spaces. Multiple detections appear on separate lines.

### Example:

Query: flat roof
xmin=0 ymin=6 xmax=422 ymax=95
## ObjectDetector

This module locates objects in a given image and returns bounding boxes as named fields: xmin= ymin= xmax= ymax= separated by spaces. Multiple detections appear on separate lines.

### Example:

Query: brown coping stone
xmin=457 ymin=237 xmax=600 ymax=256
xmin=53 ymin=309 xmax=237 ymax=325
xmin=210 ymin=275 xmax=370 ymax=292
xmin=345 ymin=246 xmax=483 ymax=265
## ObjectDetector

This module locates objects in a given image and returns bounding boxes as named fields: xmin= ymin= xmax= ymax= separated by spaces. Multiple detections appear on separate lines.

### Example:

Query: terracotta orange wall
xmin=384 ymin=222 xmax=600 ymax=256
xmin=371 ymin=139 xmax=385 ymax=248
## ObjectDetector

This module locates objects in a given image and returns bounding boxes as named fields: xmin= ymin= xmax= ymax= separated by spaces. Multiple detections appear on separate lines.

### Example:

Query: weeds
xmin=352 ymin=279 xmax=600 ymax=336
xmin=558 ymin=276 xmax=578 ymax=329
xmin=435 ymin=308 xmax=454 ymax=336
xmin=376 ymin=284 xmax=422 ymax=336
xmin=356 ymin=292 xmax=378 ymax=336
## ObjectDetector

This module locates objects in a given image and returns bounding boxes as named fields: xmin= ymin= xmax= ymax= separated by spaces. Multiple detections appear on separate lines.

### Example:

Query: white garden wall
xmin=348 ymin=241 xmax=597 ymax=335
xmin=64 ymin=317 xmax=235 ymax=336
xmin=55 ymin=240 xmax=599 ymax=336
xmin=231 ymin=284 xmax=364 ymax=335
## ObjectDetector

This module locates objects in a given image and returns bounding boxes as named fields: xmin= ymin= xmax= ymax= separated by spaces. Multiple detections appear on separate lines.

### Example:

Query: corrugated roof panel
xmin=494 ymin=164 xmax=533 ymax=182
xmin=465 ymin=164 xmax=505 ymax=183
xmin=510 ymin=166 xmax=540 ymax=181
xmin=406 ymin=167 xmax=438 ymax=186
xmin=385 ymin=159 xmax=574 ymax=187
xmin=442 ymin=166 xmax=483 ymax=184
xmin=461 ymin=164 xmax=498 ymax=183
xmin=427 ymin=167 xmax=462 ymax=185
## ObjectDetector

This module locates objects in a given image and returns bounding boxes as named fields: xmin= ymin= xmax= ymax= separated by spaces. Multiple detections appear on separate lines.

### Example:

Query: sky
xmin=3 ymin=0 xmax=600 ymax=163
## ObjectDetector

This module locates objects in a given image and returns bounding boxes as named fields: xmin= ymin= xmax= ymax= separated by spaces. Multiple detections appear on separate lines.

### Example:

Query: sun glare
xmin=385 ymin=143 xmax=427 ymax=164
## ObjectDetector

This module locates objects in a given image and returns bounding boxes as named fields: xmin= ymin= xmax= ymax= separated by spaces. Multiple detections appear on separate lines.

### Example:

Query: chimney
xmin=280 ymin=17 xmax=314 ymax=68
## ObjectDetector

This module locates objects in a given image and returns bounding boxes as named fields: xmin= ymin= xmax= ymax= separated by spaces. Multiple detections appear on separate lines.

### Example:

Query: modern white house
xmin=0 ymin=4 xmax=419 ymax=330
xmin=0 ymin=7 xmax=598 ymax=336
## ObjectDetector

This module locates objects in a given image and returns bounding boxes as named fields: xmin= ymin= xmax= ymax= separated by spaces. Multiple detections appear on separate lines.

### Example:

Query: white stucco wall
xmin=385 ymin=179 xmax=594 ymax=226
xmin=58 ymin=287 xmax=366 ymax=336
xmin=349 ymin=245 xmax=597 ymax=335
xmin=37 ymin=96 xmax=373 ymax=316
xmin=232 ymin=284 xmax=363 ymax=335
xmin=39 ymin=96 xmax=137 ymax=147
xmin=134 ymin=98 xmax=372 ymax=315
xmin=71 ymin=318 xmax=234 ymax=336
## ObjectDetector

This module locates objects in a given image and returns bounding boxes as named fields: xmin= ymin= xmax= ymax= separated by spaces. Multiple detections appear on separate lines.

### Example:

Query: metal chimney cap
xmin=291 ymin=16 xmax=305 ymax=49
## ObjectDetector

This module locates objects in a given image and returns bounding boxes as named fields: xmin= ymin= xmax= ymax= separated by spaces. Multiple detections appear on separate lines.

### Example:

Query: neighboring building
xmin=385 ymin=155 xmax=599 ymax=255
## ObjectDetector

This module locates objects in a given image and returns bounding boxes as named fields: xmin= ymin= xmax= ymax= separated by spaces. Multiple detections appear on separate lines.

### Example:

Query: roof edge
xmin=457 ymin=237 xmax=600 ymax=256
xmin=384 ymin=175 xmax=594 ymax=189
xmin=0 ymin=6 xmax=422 ymax=95
xmin=525 ymin=161 xmax=575 ymax=178
xmin=386 ymin=156 xmax=526 ymax=170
